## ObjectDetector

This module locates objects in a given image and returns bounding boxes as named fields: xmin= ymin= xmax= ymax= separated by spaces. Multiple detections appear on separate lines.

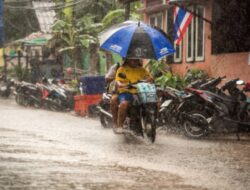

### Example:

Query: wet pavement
xmin=0 ymin=98 xmax=249 ymax=190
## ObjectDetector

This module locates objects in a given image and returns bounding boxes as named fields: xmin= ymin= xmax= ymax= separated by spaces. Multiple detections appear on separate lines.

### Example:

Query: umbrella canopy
xmin=99 ymin=21 xmax=175 ymax=60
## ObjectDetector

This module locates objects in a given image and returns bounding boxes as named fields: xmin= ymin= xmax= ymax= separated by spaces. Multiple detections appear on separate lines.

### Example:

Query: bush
xmin=147 ymin=60 xmax=208 ymax=90
xmin=183 ymin=69 xmax=208 ymax=84
xmin=12 ymin=64 xmax=29 ymax=81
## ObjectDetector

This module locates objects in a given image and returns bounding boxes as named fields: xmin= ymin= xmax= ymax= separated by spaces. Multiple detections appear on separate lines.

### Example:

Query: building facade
xmin=140 ymin=0 xmax=250 ymax=81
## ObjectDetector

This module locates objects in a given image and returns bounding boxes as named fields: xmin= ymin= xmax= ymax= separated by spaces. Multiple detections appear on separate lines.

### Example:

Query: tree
xmin=51 ymin=0 xmax=143 ymax=75
xmin=4 ymin=1 xmax=39 ymax=43
xmin=51 ymin=14 xmax=102 ymax=77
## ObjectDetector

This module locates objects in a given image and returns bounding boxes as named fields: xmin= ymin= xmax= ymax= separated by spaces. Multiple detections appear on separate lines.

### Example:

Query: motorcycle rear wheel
xmin=15 ymin=94 xmax=22 ymax=105
xmin=237 ymin=104 xmax=250 ymax=131
xmin=183 ymin=111 xmax=209 ymax=139
xmin=49 ymin=98 xmax=62 ymax=112
xmin=33 ymin=101 xmax=42 ymax=109
xmin=16 ymin=94 xmax=29 ymax=107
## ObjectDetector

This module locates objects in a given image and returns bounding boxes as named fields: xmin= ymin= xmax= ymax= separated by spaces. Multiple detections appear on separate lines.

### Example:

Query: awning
xmin=15 ymin=32 xmax=52 ymax=46
xmin=19 ymin=38 xmax=48 ymax=46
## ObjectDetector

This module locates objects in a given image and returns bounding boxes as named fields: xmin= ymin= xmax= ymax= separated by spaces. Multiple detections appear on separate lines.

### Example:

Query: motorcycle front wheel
xmin=100 ymin=113 xmax=113 ymax=128
xmin=141 ymin=116 xmax=156 ymax=143
xmin=183 ymin=111 xmax=209 ymax=139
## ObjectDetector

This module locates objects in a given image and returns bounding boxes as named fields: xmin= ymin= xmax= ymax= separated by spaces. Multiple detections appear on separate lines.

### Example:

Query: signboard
xmin=0 ymin=0 xmax=4 ymax=47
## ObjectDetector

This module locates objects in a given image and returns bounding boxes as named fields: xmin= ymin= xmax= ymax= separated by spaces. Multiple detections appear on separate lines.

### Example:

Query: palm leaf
xmin=102 ymin=9 xmax=125 ymax=29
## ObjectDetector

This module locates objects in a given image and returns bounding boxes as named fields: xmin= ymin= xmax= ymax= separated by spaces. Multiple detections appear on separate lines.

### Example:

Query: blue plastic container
xmin=79 ymin=76 xmax=105 ymax=95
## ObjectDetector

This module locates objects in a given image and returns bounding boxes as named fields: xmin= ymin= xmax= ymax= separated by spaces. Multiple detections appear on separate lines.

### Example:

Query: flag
xmin=174 ymin=6 xmax=193 ymax=45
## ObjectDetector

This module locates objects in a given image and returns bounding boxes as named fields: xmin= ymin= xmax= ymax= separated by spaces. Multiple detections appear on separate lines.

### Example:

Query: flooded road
xmin=0 ymin=98 xmax=249 ymax=190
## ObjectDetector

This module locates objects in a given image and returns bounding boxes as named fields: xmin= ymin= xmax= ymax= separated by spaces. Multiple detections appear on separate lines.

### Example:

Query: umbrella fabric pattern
xmin=99 ymin=21 xmax=175 ymax=60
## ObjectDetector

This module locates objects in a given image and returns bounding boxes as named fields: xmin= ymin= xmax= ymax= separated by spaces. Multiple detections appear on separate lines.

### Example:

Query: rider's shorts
xmin=118 ymin=93 xmax=134 ymax=103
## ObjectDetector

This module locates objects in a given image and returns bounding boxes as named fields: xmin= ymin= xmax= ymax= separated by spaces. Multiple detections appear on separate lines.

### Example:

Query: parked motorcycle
xmin=158 ymin=76 xmax=226 ymax=131
xmin=36 ymin=78 xmax=75 ymax=111
xmin=14 ymin=81 xmax=41 ymax=107
xmin=182 ymin=78 xmax=250 ymax=139
xmin=0 ymin=77 xmax=15 ymax=98
xmin=157 ymin=86 xmax=193 ymax=130
xmin=14 ymin=77 xmax=75 ymax=111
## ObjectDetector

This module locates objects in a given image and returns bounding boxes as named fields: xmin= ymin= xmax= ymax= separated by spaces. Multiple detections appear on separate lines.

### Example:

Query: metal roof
xmin=32 ymin=1 xmax=56 ymax=33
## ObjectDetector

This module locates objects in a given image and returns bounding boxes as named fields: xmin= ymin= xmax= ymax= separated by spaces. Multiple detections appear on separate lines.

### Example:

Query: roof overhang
xmin=138 ymin=4 xmax=169 ymax=14
xmin=169 ymin=0 xmax=208 ymax=6
xmin=118 ymin=0 xmax=140 ymax=4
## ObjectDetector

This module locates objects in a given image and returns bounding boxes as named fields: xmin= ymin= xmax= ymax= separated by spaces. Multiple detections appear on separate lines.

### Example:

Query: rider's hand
xmin=144 ymin=76 xmax=154 ymax=83
xmin=127 ymin=83 xmax=133 ymax=89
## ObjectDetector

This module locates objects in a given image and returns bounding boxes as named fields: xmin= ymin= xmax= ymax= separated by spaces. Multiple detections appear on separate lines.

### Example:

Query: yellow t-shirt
xmin=115 ymin=65 xmax=151 ymax=94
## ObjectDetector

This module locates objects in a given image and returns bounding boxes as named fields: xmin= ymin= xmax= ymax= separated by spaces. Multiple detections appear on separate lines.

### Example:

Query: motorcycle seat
xmin=205 ymin=91 xmax=237 ymax=103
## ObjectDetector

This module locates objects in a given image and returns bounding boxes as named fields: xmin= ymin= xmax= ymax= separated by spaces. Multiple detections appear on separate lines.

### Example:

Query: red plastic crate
xmin=74 ymin=94 xmax=102 ymax=116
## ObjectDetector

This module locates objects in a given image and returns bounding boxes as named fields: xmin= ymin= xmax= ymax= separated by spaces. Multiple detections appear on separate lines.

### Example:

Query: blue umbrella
xmin=99 ymin=21 xmax=175 ymax=60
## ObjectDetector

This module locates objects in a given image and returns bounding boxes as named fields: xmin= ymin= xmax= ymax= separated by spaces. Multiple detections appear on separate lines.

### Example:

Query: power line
xmin=4 ymin=0 xmax=33 ymax=3
xmin=5 ymin=0 xmax=89 ymax=11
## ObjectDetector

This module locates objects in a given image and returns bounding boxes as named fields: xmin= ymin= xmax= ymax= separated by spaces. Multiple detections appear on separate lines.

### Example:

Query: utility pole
xmin=124 ymin=2 xmax=130 ymax=21
xmin=119 ymin=0 xmax=134 ymax=21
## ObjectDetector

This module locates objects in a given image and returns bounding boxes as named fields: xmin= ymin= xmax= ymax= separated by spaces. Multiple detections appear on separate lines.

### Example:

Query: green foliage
xmin=9 ymin=64 xmax=29 ymax=81
xmin=4 ymin=1 xmax=40 ymax=43
xmin=73 ymin=0 xmax=115 ymax=23
xmin=145 ymin=60 xmax=165 ymax=78
xmin=146 ymin=60 xmax=184 ymax=90
xmin=183 ymin=69 xmax=208 ymax=85
xmin=102 ymin=9 xmax=125 ymax=28
xmin=51 ymin=14 xmax=102 ymax=52
xmin=147 ymin=61 xmax=208 ymax=90
xmin=101 ymin=1 xmax=143 ymax=29
xmin=155 ymin=71 xmax=184 ymax=90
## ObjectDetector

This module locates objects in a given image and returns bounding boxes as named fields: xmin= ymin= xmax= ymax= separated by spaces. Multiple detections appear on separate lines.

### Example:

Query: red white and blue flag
xmin=174 ymin=6 xmax=193 ymax=45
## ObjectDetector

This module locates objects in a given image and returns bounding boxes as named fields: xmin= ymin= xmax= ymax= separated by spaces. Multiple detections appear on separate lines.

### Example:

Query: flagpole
xmin=170 ymin=2 xmax=212 ymax=25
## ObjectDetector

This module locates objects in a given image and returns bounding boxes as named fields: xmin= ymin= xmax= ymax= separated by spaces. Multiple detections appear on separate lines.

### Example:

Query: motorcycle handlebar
xmin=221 ymin=78 xmax=239 ymax=91
xmin=200 ymin=76 xmax=225 ymax=90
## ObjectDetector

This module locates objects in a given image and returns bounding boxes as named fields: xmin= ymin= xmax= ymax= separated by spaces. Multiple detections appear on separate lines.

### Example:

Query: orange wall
xmin=143 ymin=0 xmax=250 ymax=81
xmin=211 ymin=52 xmax=250 ymax=82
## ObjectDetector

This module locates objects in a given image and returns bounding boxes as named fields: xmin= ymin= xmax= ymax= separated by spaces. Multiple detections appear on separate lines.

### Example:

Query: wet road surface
xmin=0 ymin=98 xmax=249 ymax=190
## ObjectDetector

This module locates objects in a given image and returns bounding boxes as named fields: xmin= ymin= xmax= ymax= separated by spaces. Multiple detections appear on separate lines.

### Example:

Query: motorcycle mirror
xmin=118 ymin=73 xmax=126 ymax=79
xmin=236 ymin=80 xmax=245 ymax=85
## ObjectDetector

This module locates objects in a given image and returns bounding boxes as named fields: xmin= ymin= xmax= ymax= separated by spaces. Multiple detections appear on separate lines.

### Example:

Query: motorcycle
xmin=14 ymin=81 xmax=41 ymax=107
xmin=158 ymin=76 xmax=226 ymax=131
xmin=97 ymin=91 xmax=113 ymax=128
xmin=36 ymin=78 xmax=75 ymax=111
xmin=157 ymin=86 xmax=193 ymax=130
xmin=106 ymin=73 xmax=158 ymax=143
xmin=182 ymin=78 xmax=250 ymax=139
xmin=0 ymin=77 xmax=15 ymax=98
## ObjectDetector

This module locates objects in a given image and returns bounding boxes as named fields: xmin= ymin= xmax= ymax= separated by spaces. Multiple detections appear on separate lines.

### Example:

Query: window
xmin=186 ymin=6 xmax=205 ymax=62
xmin=195 ymin=6 xmax=205 ymax=61
xmin=212 ymin=0 xmax=250 ymax=54
xmin=149 ymin=13 xmax=163 ymax=29
xmin=174 ymin=42 xmax=182 ymax=63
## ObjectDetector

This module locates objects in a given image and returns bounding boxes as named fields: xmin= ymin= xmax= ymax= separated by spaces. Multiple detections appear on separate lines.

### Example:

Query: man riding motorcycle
xmin=112 ymin=59 xmax=153 ymax=134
